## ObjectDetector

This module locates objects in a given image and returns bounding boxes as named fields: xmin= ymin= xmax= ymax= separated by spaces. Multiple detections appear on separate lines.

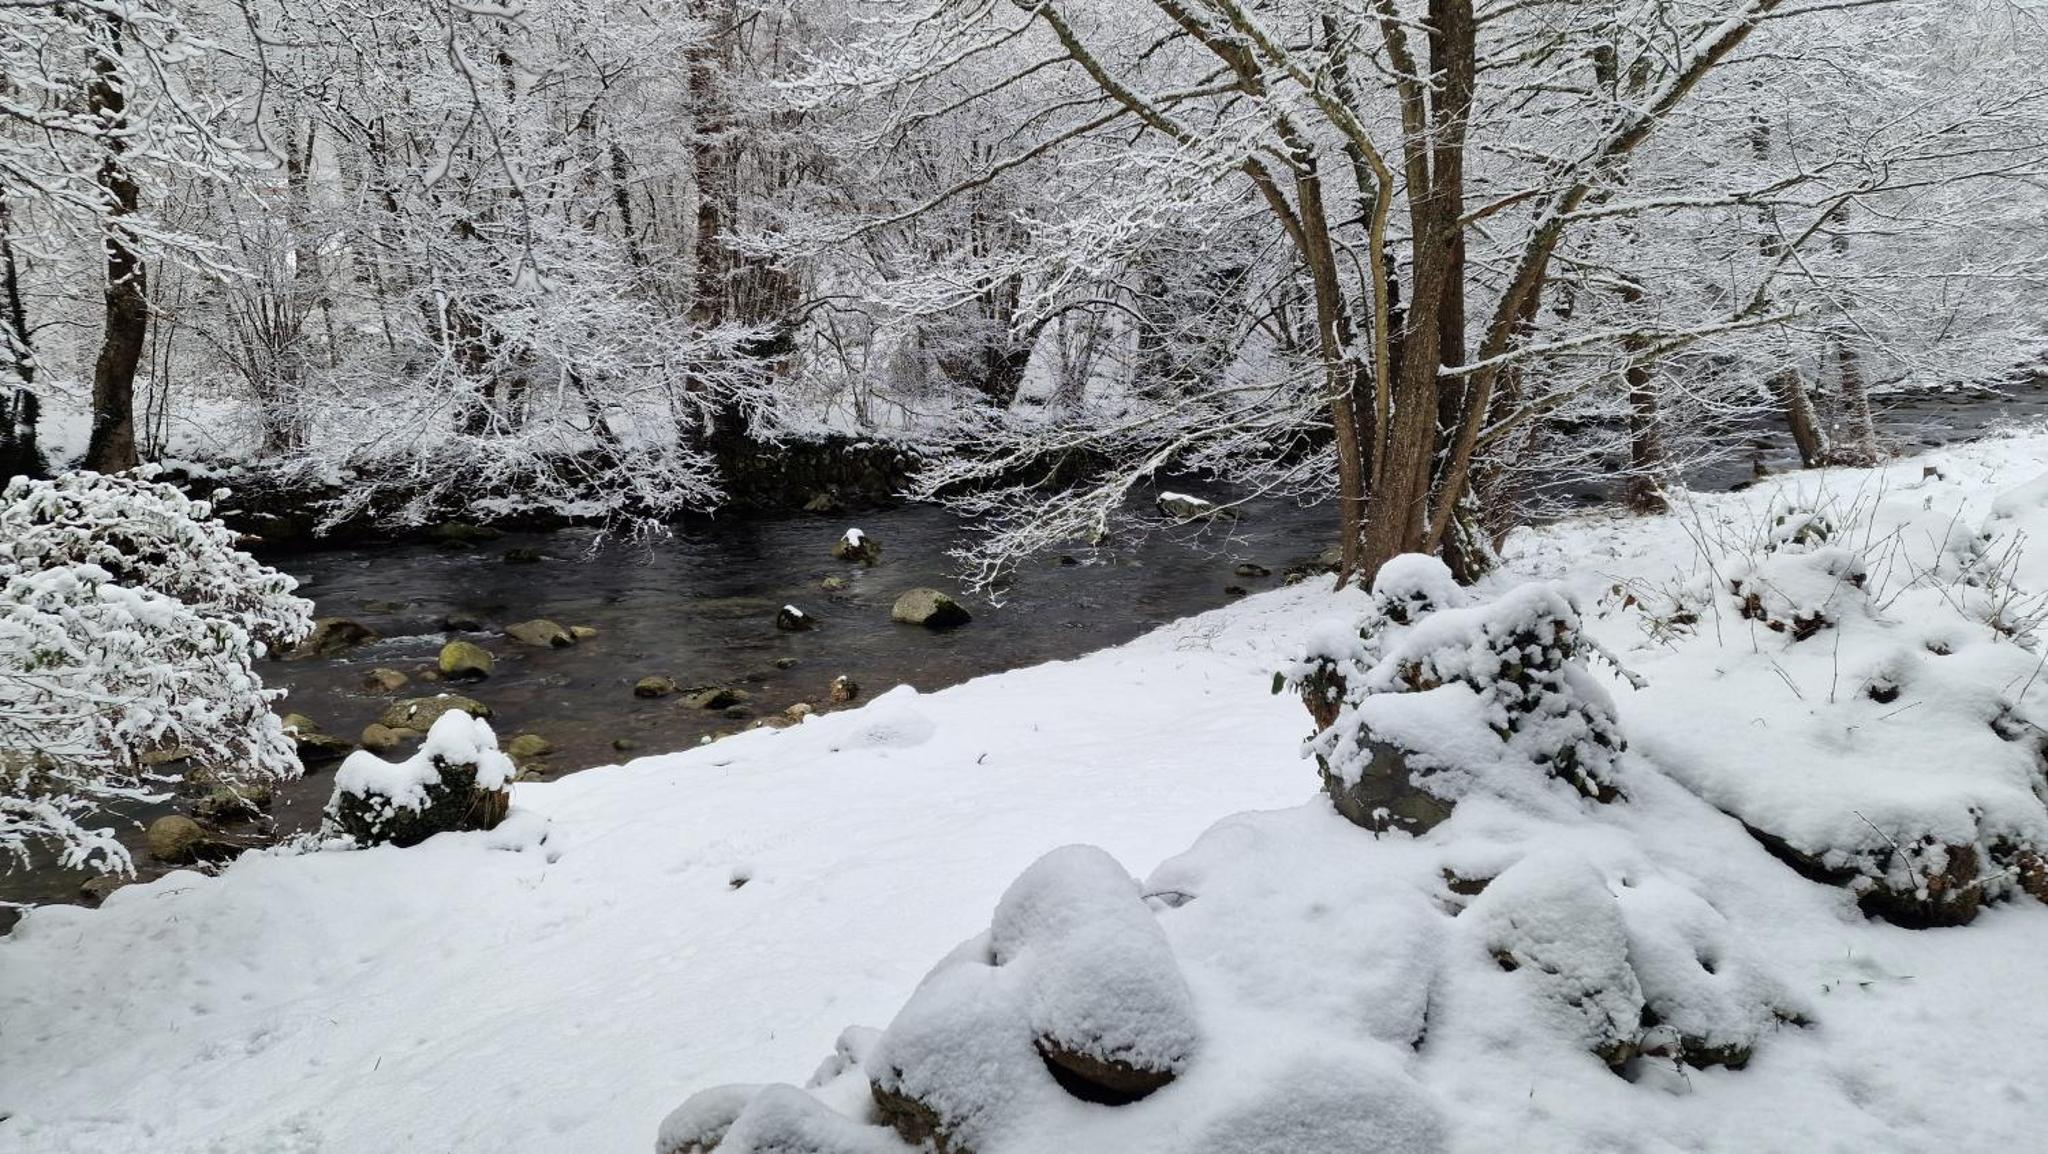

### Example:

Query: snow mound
xmin=1618 ymin=481 xmax=2048 ymax=924
xmin=830 ymin=686 xmax=938 ymax=751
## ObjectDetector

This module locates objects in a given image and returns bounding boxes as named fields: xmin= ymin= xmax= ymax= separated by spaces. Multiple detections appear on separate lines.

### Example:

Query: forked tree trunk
xmin=83 ymin=12 xmax=145 ymax=474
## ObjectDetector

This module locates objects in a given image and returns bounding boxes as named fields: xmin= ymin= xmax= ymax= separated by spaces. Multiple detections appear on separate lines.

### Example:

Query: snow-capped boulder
xmin=1282 ymin=557 xmax=1624 ymax=834
xmin=323 ymin=711 xmax=514 ymax=848
xmin=777 ymin=605 xmax=817 ymax=632
xmin=831 ymin=528 xmax=882 ymax=566
xmin=1157 ymin=492 xmax=1234 ymax=522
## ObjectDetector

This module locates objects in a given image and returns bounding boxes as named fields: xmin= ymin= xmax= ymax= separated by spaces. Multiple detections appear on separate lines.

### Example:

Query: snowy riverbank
xmin=8 ymin=430 xmax=2048 ymax=1152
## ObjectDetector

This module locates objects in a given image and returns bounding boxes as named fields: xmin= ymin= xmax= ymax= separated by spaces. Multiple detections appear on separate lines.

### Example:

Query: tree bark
xmin=1774 ymin=368 xmax=1828 ymax=468
xmin=84 ymin=12 xmax=145 ymax=474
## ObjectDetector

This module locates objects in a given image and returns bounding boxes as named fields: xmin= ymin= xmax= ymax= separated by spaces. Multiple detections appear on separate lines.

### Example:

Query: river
xmin=5 ymin=377 xmax=2044 ymax=926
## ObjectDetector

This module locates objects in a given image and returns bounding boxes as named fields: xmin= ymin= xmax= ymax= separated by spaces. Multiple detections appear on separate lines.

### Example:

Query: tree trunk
xmin=1622 ymin=355 xmax=1669 ymax=512
xmin=84 ymin=12 xmax=145 ymax=474
xmin=1832 ymin=338 xmax=1878 ymax=465
xmin=1774 ymin=368 xmax=1828 ymax=468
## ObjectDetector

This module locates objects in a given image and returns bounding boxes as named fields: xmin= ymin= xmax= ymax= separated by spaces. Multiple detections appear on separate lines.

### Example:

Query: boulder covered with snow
xmin=323 ymin=711 xmax=514 ymax=848
xmin=831 ymin=528 xmax=882 ymax=566
xmin=1282 ymin=556 xmax=1624 ymax=835
xmin=1156 ymin=492 xmax=1232 ymax=523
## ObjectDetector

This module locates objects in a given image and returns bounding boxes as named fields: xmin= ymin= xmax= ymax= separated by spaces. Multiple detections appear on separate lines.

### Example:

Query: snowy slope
xmin=0 ymin=590 xmax=1330 ymax=1152
xmin=9 ymin=431 xmax=2048 ymax=1153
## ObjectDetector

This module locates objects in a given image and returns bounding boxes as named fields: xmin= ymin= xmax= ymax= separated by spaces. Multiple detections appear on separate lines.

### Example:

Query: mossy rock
xmin=504 ymin=619 xmax=575 ymax=648
xmin=377 ymin=694 xmax=492 ymax=731
xmin=438 ymin=639 xmax=495 ymax=680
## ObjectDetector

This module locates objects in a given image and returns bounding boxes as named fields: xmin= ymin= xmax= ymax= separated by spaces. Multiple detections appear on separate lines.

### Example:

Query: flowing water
xmin=5 ymin=378 xmax=2045 ymax=925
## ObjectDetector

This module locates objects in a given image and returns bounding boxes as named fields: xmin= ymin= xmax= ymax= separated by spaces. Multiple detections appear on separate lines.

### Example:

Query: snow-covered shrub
xmin=323 ymin=711 xmax=515 ymax=848
xmin=0 ymin=470 xmax=312 ymax=871
xmin=1620 ymin=480 xmax=2048 ymax=925
xmin=1280 ymin=555 xmax=1625 ymax=834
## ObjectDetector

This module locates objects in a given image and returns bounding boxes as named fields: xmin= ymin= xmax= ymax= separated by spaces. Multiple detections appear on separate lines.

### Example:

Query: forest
xmin=4 ymin=1 xmax=2048 ymax=1152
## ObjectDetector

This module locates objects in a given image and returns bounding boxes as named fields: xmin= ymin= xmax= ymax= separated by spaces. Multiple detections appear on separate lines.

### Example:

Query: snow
xmin=8 ymin=432 xmax=2048 ymax=1151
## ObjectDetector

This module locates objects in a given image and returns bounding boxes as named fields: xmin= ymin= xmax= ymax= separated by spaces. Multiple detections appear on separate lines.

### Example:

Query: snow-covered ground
xmin=8 ymin=431 xmax=2048 ymax=1153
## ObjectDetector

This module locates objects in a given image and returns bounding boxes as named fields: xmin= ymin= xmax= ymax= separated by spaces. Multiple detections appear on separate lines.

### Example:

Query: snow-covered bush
xmin=1618 ymin=480 xmax=2048 ymax=925
xmin=0 ymin=470 xmax=312 ymax=871
xmin=1280 ymin=555 xmax=1625 ymax=834
xmin=323 ymin=711 xmax=514 ymax=848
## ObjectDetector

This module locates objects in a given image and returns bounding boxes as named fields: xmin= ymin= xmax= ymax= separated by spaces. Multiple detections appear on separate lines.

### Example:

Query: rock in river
xmin=378 ymin=693 xmax=492 ymax=731
xmin=504 ymin=619 xmax=575 ymax=648
xmin=831 ymin=527 xmax=882 ymax=565
xmin=438 ymin=639 xmax=494 ymax=680
xmin=891 ymin=588 xmax=972 ymax=630
xmin=295 ymin=617 xmax=377 ymax=658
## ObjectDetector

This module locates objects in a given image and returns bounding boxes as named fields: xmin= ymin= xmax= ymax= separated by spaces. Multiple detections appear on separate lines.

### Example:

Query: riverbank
xmin=5 ymin=426 xmax=2048 ymax=1151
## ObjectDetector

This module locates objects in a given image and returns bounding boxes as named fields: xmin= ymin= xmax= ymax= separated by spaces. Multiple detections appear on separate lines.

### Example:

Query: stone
xmin=295 ymin=617 xmax=377 ymax=657
xmin=831 ymin=528 xmax=882 ymax=565
xmin=503 ymin=547 xmax=545 ymax=564
xmin=775 ymin=604 xmax=816 ymax=632
xmin=1232 ymin=562 xmax=1271 ymax=578
xmin=323 ymin=751 xmax=510 ymax=849
xmin=438 ymin=639 xmax=495 ymax=680
xmin=441 ymin=613 xmax=486 ymax=632
xmin=1157 ymin=491 xmax=1231 ymax=522
xmin=635 ymin=676 xmax=679 ymax=699
xmin=829 ymin=675 xmax=860 ymax=704
xmin=570 ymin=625 xmax=598 ymax=641
xmin=78 ymin=874 xmax=130 ymax=907
xmin=416 ymin=668 xmax=444 ymax=683
xmin=802 ymin=490 xmax=844 ymax=515
xmin=1223 ymin=585 xmax=1249 ymax=597
xmin=773 ymin=657 xmax=799 ymax=670
xmin=361 ymin=667 xmax=409 ymax=694
xmin=193 ymin=784 xmax=273 ymax=823
xmin=282 ymin=713 xmax=353 ymax=763
xmin=612 ymin=738 xmax=641 ymax=753
xmin=891 ymin=588 xmax=972 ymax=630
xmin=504 ymin=619 xmax=575 ymax=648
xmin=361 ymin=599 xmax=407 ymax=614
xmin=1036 ymin=1040 xmax=1179 ymax=1104
xmin=821 ymin=575 xmax=848 ymax=593
xmin=428 ymin=520 xmax=503 ymax=545
xmin=506 ymin=733 xmax=553 ymax=760
xmin=682 ymin=686 xmax=751 ymax=711
xmin=360 ymin=723 xmax=414 ymax=753
xmin=784 ymin=702 xmax=814 ymax=722
xmin=1321 ymin=738 xmax=1456 ymax=836
xmin=146 ymin=814 xmax=213 ymax=865
xmin=377 ymin=693 xmax=492 ymax=731
xmin=722 ymin=705 xmax=753 ymax=720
